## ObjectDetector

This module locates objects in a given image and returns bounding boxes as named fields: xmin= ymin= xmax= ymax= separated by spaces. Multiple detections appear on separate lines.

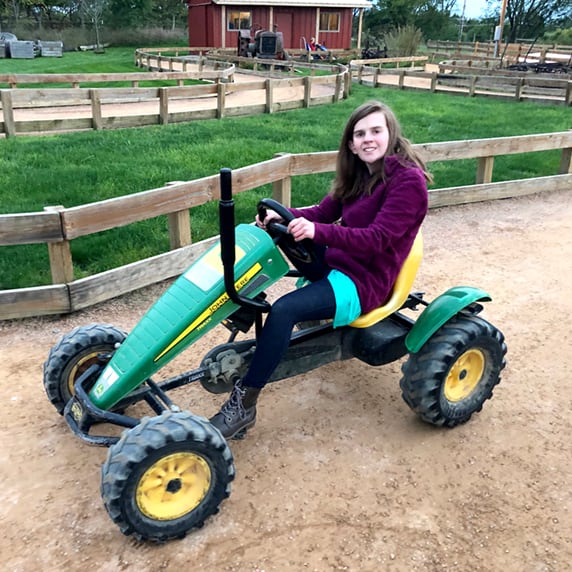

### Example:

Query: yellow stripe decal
xmin=154 ymin=262 xmax=262 ymax=362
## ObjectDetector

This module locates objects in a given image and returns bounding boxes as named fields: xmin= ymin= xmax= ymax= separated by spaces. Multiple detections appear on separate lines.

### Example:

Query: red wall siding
xmin=187 ymin=3 xmax=353 ymax=50
xmin=187 ymin=3 xmax=207 ymax=46
xmin=319 ymin=10 xmax=353 ymax=50
xmin=289 ymin=8 xmax=316 ymax=50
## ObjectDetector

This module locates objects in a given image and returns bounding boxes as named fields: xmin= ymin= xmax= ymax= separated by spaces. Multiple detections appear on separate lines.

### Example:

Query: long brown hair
xmin=331 ymin=100 xmax=432 ymax=202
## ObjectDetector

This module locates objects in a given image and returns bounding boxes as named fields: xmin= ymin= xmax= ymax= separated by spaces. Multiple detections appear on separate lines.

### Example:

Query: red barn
xmin=186 ymin=0 xmax=372 ymax=51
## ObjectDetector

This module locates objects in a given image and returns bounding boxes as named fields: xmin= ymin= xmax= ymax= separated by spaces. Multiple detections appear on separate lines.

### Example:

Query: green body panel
xmin=405 ymin=286 xmax=491 ymax=353
xmin=89 ymin=224 xmax=289 ymax=410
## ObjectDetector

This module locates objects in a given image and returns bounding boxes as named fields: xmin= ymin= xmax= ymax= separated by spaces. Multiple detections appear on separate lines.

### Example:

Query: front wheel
xmin=400 ymin=314 xmax=507 ymax=427
xmin=101 ymin=412 xmax=234 ymax=542
xmin=43 ymin=323 xmax=127 ymax=414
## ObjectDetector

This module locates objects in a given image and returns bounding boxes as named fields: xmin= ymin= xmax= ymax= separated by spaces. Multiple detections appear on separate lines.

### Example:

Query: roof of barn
xmin=212 ymin=0 xmax=372 ymax=8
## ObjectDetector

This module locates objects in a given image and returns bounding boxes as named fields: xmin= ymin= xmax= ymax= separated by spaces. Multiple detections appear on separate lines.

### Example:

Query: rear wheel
xmin=400 ymin=314 xmax=506 ymax=427
xmin=101 ymin=412 xmax=234 ymax=542
xmin=43 ymin=324 xmax=127 ymax=414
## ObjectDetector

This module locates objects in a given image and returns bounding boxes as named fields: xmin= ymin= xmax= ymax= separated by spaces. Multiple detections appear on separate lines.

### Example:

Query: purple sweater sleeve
xmin=289 ymin=195 xmax=342 ymax=223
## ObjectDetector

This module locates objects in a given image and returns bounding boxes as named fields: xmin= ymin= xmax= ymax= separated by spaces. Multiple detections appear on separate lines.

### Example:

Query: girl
xmin=211 ymin=100 xmax=432 ymax=439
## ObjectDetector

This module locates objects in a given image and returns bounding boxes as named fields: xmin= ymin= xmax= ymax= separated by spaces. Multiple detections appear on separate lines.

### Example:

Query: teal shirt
xmin=327 ymin=269 xmax=362 ymax=327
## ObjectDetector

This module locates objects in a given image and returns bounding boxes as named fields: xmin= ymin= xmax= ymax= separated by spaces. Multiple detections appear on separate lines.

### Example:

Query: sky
xmin=454 ymin=0 xmax=491 ymax=20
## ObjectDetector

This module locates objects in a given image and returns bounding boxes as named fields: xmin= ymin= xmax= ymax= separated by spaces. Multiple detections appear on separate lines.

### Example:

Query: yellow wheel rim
xmin=444 ymin=348 xmax=485 ymax=403
xmin=136 ymin=452 xmax=211 ymax=520
xmin=67 ymin=352 xmax=102 ymax=395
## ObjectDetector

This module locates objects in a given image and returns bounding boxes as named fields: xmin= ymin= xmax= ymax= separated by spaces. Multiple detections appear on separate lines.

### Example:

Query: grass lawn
xmin=0 ymin=50 xmax=569 ymax=290
xmin=0 ymin=46 xmax=202 ymax=88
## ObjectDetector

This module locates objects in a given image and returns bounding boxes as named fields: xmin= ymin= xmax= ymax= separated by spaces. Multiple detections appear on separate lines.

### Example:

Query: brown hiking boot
xmin=209 ymin=381 xmax=261 ymax=440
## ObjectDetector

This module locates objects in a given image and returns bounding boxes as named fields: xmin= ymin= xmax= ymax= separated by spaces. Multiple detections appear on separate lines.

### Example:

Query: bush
xmin=540 ymin=27 xmax=572 ymax=46
xmin=104 ymin=27 xmax=187 ymax=48
xmin=2 ymin=25 xmax=187 ymax=51
xmin=385 ymin=25 xmax=423 ymax=57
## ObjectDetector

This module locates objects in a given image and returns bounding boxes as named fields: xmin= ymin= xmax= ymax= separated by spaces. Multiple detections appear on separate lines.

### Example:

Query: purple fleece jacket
xmin=289 ymin=155 xmax=428 ymax=314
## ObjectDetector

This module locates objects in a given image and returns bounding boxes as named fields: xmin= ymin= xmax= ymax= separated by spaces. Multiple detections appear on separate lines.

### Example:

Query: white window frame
xmin=319 ymin=12 xmax=340 ymax=33
xmin=227 ymin=10 xmax=252 ymax=31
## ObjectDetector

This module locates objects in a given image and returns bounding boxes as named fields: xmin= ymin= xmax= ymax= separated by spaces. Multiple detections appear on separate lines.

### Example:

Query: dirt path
xmin=1 ymin=189 xmax=571 ymax=571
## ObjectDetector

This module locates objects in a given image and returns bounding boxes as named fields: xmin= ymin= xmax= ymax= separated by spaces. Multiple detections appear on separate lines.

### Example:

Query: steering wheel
xmin=257 ymin=198 xmax=317 ymax=265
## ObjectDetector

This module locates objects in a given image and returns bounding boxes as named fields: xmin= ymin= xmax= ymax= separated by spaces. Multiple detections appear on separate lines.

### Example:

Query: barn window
xmin=319 ymin=12 xmax=340 ymax=32
xmin=228 ymin=10 xmax=251 ymax=30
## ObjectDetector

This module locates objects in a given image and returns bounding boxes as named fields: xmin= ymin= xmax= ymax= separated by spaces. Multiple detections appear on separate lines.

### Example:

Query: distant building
xmin=185 ymin=0 xmax=372 ymax=51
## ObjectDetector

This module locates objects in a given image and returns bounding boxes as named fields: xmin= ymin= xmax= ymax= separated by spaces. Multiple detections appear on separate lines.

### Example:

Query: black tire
xmin=101 ymin=412 xmax=234 ymax=542
xmin=43 ymin=323 xmax=127 ymax=414
xmin=400 ymin=314 xmax=507 ymax=428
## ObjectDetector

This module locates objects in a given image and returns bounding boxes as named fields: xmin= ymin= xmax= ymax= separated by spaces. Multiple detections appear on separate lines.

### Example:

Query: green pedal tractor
xmin=44 ymin=169 xmax=507 ymax=542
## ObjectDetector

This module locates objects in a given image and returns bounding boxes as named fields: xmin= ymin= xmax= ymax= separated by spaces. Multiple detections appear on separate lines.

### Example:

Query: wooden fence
xmin=1 ymin=131 xmax=571 ymax=320
xmin=426 ymin=40 xmax=572 ymax=64
xmin=351 ymin=62 xmax=572 ymax=105
xmin=0 ymin=57 xmax=349 ymax=137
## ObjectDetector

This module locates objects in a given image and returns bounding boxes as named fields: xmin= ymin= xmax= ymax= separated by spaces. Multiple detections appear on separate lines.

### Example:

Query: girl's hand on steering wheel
xmin=288 ymin=217 xmax=315 ymax=241
xmin=255 ymin=210 xmax=284 ymax=230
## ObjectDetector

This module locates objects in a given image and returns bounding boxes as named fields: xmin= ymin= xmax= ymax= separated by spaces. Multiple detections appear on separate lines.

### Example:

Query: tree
xmin=363 ymin=0 xmax=460 ymax=42
xmin=106 ymin=0 xmax=153 ymax=29
xmin=153 ymin=0 xmax=186 ymax=31
xmin=81 ymin=0 xmax=107 ymax=49
xmin=497 ymin=0 xmax=571 ymax=42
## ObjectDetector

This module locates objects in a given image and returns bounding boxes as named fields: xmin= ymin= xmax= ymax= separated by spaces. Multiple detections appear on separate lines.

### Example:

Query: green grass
xmin=0 ymin=47 xmax=139 ymax=76
xmin=0 ymin=72 xmax=570 ymax=289
xmin=0 ymin=47 xmax=202 ymax=88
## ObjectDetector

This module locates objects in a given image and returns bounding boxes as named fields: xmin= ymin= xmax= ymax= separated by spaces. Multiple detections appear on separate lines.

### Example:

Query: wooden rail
xmin=1 ymin=131 xmax=571 ymax=320
xmin=426 ymin=40 xmax=572 ymax=63
xmin=0 ymin=56 xmax=348 ymax=137
xmin=351 ymin=63 xmax=572 ymax=105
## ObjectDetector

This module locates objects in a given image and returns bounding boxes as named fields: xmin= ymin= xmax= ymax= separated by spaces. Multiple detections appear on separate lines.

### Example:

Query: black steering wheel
xmin=257 ymin=198 xmax=317 ymax=265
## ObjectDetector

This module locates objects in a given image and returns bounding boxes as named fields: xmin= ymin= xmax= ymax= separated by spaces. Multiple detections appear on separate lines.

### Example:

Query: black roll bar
xmin=218 ymin=168 xmax=271 ymax=312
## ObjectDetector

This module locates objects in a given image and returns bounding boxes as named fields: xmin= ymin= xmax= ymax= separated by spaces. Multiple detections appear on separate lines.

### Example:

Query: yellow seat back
xmin=349 ymin=232 xmax=423 ymax=328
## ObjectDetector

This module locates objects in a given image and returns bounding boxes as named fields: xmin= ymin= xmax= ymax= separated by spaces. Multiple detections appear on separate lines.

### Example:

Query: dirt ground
xmin=1 ymin=189 xmax=571 ymax=572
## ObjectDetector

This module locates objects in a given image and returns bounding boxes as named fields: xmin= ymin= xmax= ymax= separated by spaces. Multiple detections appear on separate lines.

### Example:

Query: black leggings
xmin=241 ymin=278 xmax=337 ymax=389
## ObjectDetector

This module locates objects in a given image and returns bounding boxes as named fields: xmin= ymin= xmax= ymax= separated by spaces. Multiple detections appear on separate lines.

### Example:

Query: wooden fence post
xmin=430 ymin=72 xmax=437 ymax=92
xmin=168 ymin=210 xmax=192 ymax=249
xmin=44 ymin=206 xmax=74 ymax=284
xmin=344 ymin=69 xmax=351 ymax=98
xmin=303 ymin=76 xmax=311 ymax=108
xmin=560 ymin=147 xmax=572 ymax=174
xmin=0 ymin=90 xmax=16 ymax=138
xmin=217 ymin=81 xmax=226 ymax=118
xmin=265 ymin=78 xmax=274 ymax=114
xmin=334 ymin=73 xmax=342 ymax=103
xmin=476 ymin=156 xmax=494 ymax=184
xmin=398 ymin=70 xmax=405 ymax=89
xmin=565 ymin=81 xmax=571 ymax=106
xmin=515 ymin=78 xmax=523 ymax=101
xmin=469 ymin=76 xmax=477 ymax=97
xmin=90 ymin=89 xmax=103 ymax=130
xmin=159 ymin=88 xmax=169 ymax=124
xmin=272 ymin=153 xmax=292 ymax=206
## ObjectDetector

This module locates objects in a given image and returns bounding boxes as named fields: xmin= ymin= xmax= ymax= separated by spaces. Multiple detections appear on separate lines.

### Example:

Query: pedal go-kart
xmin=44 ymin=168 xmax=507 ymax=542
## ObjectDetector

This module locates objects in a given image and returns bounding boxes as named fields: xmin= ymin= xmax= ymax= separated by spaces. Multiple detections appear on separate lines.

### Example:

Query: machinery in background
xmin=237 ymin=25 xmax=289 ymax=60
